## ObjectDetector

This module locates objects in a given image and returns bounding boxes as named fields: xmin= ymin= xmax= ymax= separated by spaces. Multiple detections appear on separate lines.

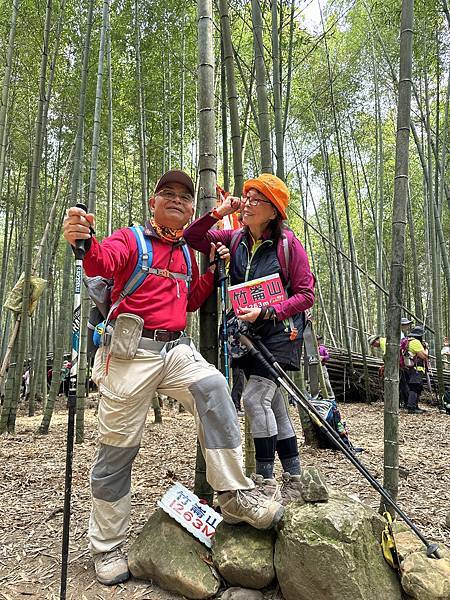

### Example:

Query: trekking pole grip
xmin=74 ymin=202 xmax=88 ymax=260
xmin=216 ymin=254 xmax=227 ymax=282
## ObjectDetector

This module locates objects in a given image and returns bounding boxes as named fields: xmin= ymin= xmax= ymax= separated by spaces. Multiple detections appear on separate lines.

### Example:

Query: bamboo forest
xmin=1 ymin=0 xmax=450 ymax=599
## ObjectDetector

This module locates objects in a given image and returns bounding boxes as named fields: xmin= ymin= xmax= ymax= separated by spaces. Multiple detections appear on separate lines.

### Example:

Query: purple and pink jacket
xmin=183 ymin=212 xmax=315 ymax=321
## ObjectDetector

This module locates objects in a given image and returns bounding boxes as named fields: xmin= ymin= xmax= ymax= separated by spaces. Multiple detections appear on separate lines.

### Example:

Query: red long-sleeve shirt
xmin=83 ymin=225 xmax=214 ymax=331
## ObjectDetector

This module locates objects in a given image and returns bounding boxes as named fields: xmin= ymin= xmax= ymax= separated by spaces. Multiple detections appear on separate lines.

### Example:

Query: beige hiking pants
xmin=88 ymin=341 xmax=252 ymax=554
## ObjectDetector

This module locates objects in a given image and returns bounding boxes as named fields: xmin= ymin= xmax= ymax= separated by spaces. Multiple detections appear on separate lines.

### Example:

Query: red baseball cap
xmin=154 ymin=170 xmax=195 ymax=197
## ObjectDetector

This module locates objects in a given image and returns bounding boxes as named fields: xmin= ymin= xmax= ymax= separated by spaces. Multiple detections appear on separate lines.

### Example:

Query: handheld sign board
xmin=228 ymin=273 xmax=286 ymax=314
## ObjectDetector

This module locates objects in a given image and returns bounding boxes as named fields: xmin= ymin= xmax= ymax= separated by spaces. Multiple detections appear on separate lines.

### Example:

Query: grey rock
xmin=220 ymin=588 xmax=264 ymax=600
xmin=446 ymin=511 xmax=450 ymax=529
xmin=128 ymin=509 xmax=220 ymax=599
xmin=401 ymin=549 xmax=450 ymax=600
xmin=212 ymin=521 xmax=275 ymax=589
xmin=274 ymin=493 xmax=402 ymax=600
xmin=299 ymin=466 xmax=329 ymax=502
xmin=350 ymin=510 xmax=450 ymax=598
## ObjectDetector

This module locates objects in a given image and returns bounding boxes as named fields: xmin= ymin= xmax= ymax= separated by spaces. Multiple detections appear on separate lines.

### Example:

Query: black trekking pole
xmin=216 ymin=254 xmax=230 ymax=384
xmin=60 ymin=204 xmax=88 ymax=599
xmin=238 ymin=333 xmax=442 ymax=559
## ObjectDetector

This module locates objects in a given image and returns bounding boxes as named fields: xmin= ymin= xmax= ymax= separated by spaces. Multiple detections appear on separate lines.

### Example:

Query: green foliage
xmin=0 ymin=0 xmax=449 ymax=356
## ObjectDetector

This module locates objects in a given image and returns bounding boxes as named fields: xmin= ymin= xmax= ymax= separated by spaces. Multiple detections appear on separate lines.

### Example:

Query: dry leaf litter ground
xmin=0 ymin=395 xmax=449 ymax=600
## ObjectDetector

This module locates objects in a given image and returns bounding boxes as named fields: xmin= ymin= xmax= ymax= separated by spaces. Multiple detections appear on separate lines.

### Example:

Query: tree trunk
xmin=1 ymin=0 xmax=53 ymax=434
xmin=106 ymin=6 xmax=113 ymax=236
xmin=220 ymin=38 xmax=229 ymax=192
xmin=424 ymin=72 xmax=445 ymax=398
xmin=373 ymin=49 xmax=385 ymax=332
xmin=320 ymin=7 xmax=370 ymax=400
xmin=152 ymin=394 xmax=162 ymax=424
xmin=38 ymin=246 xmax=73 ymax=434
xmin=135 ymin=0 xmax=148 ymax=222
xmin=271 ymin=0 xmax=284 ymax=180
xmin=180 ymin=16 xmax=186 ymax=170
xmin=251 ymin=0 xmax=272 ymax=173
xmin=382 ymin=0 xmax=414 ymax=510
xmin=195 ymin=0 xmax=217 ymax=502
xmin=282 ymin=0 xmax=295 ymax=137
xmin=87 ymin=0 xmax=108 ymax=214
xmin=406 ymin=189 xmax=423 ymax=321
xmin=218 ymin=0 xmax=244 ymax=194
xmin=321 ymin=140 xmax=354 ymax=370
xmin=0 ymin=0 xmax=19 ymax=201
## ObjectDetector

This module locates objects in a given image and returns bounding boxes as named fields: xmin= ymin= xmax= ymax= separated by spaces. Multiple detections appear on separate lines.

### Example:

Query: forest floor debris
xmin=0 ymin=397 xmax=448 ymax=599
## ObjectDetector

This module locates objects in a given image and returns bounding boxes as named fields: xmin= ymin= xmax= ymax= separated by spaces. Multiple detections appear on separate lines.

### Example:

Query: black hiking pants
xmin=407 ymin=369 xmax=423 ymax=410
xmin=399 ymin=369 xmax=410 ymax=407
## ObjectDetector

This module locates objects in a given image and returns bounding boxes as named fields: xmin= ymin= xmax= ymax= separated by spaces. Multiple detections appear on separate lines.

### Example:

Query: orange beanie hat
xmin=243 ymin=173 xmax=290 ymax=219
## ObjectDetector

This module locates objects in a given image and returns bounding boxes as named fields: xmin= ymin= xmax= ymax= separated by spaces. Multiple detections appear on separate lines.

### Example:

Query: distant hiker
xmin=21 ymin=367 xmax=30 ymax=401
xmin=368 ymin=334 xmax=386 ymax=380
xmin=368 ymin=334 xmax=386 ymax=355
xmin=47 ymin=367 xmax=52 ymax=390
xmin=63 ymin=169 xmax=284 ymax=587
xmin=441 ymin=336 xmax=450 ymax=372
xmin=317 ymin=334 xmax=335 ymax=399
xmin=400 ymin=317 xmax=413 ymax=339
xmin=369 ymin=334 xmax=410 ymax=407
xmin=184 ymin=173 xmax=315 ymax=503
xmin=61 ymin=360 xmax=71 ymax=396
xmin=403 ymin=326 xmax=428 ymax=414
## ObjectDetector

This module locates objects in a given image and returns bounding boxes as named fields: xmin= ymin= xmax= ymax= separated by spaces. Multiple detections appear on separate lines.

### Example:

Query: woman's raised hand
xmin=217 ymin=195 xmax=241 ymax=217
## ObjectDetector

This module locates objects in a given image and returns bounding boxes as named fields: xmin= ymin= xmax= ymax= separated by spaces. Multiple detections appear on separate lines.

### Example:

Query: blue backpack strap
xmin=104 ymin=226 xmax=152 ymax=323
xmin=123 ymin=225 xmax=153 ymax=295
xmin=180 ymin=242 xmax=192 ymax=290
xmin=105 ymin=227 xmax=192 ymax=323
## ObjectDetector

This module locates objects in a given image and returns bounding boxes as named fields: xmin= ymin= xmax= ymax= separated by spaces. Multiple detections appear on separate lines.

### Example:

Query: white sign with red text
xmin=228 ymin=273 xmax=286 ymax=313
xmin=157 ymin=482 xmax=223 ymax=548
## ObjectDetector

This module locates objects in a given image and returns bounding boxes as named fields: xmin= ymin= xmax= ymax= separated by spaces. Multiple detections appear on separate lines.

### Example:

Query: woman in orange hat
xmin=184 ymin=174 xmax=315 ymax=502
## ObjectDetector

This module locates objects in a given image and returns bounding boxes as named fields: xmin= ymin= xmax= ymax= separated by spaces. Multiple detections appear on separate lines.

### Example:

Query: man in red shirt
xmin=63 ymin=170 xmax=283 ymax=586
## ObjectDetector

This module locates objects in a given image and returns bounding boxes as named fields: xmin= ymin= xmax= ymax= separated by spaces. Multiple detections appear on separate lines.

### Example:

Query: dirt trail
xmin=0 ymin=398 xmax=448 ymax=599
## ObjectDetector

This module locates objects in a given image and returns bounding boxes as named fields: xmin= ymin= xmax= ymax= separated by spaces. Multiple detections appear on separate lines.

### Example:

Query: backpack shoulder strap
xmin=400 ymin=337 xmax=409 ymax=352
xmin=180 ymin=242 xmax=192 ymax=290
xmin=122 ymin=225 xmax=153 ymax=296
xmin=230 ymin=229 xmax=244 ymax=255
xmin=281 ymin=234 xmax=290 ymax=284
xmin=277 ymin=228 xmax=292 ymax=285
xmin=105 ymin=226 xmax=153 ymax=323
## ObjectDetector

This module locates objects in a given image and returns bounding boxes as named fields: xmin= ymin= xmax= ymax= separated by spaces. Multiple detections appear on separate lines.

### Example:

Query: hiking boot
xmin=280 ymin=472 xmax=304 ymax=506
xmin=217 ymin=488 xmax=284 ymax=530
xmin=93 ymin=547 xmax=129 ymax=586
xmin=407 ymin=407 xmax=425 ymax=414
xmin=251 ymin=473 xmax=282 ymax=502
